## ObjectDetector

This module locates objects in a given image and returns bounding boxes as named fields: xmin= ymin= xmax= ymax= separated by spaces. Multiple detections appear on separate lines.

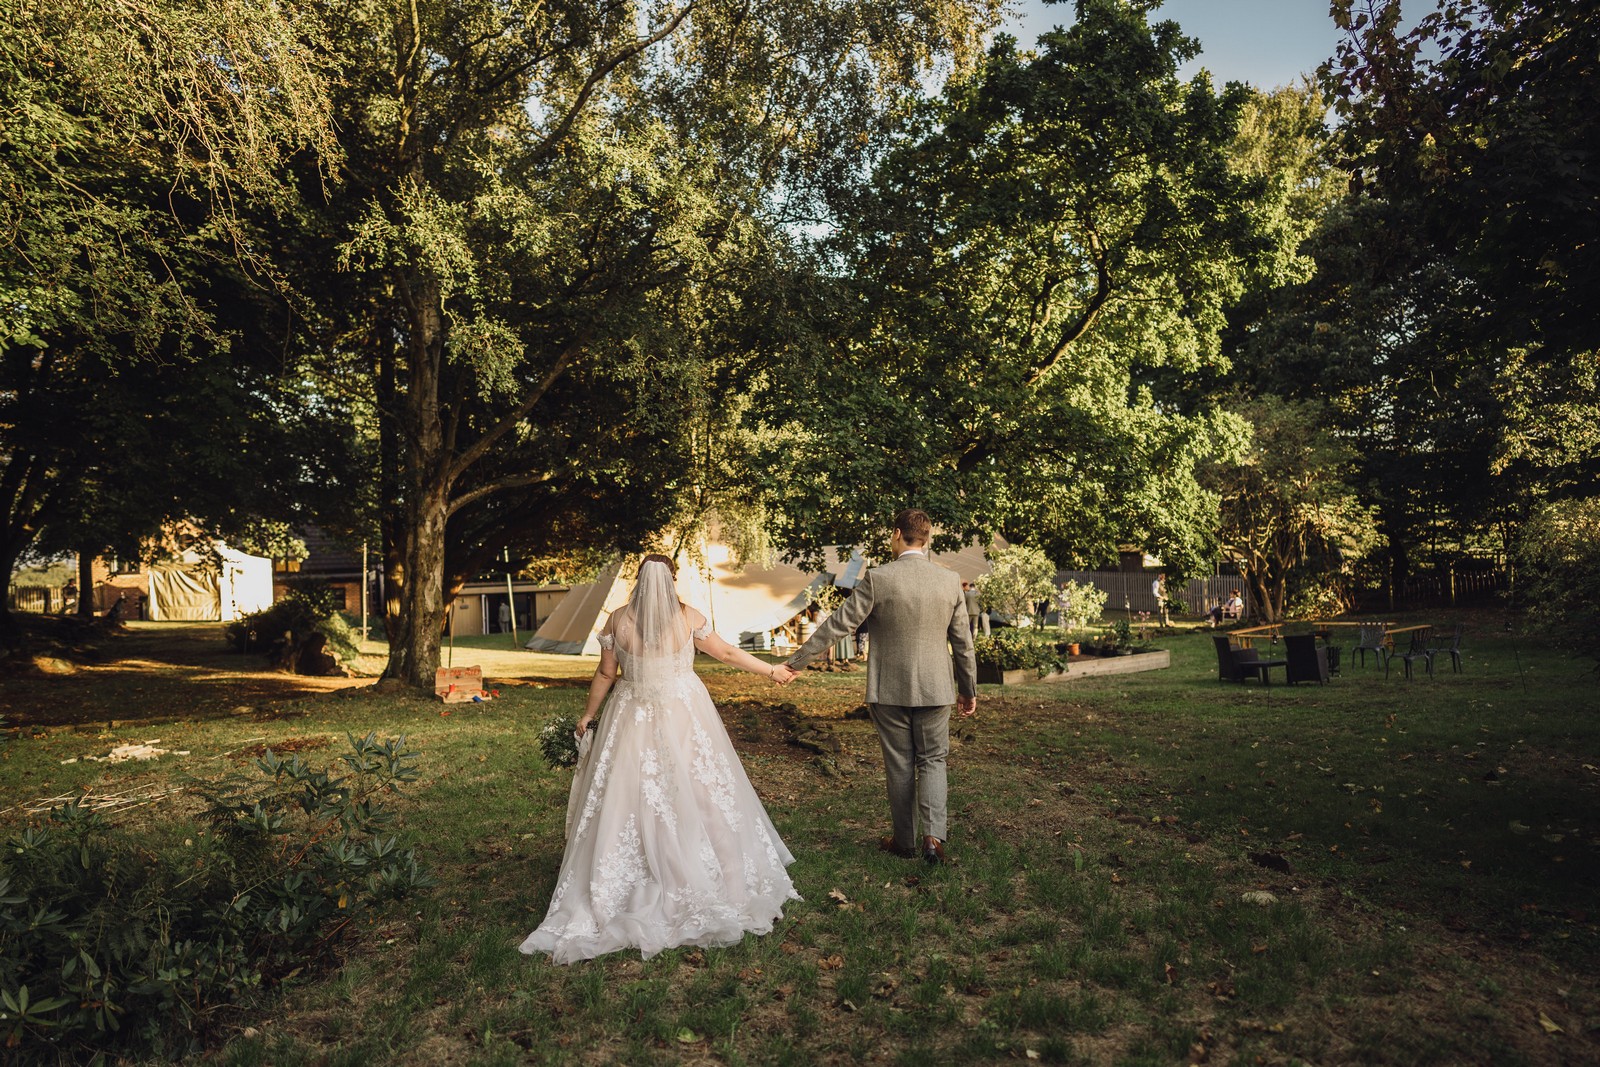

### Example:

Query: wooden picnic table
xmin=1229 ymin=624 xmax=1280 ymax=649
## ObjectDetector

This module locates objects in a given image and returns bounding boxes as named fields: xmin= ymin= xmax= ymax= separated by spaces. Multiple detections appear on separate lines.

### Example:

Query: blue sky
xmin=999 ymin=0 xmax=1348 ymax=89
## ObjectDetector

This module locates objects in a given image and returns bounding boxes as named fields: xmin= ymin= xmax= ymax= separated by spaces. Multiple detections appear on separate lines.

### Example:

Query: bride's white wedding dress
xmin=520 ymin=614 xmax=799 ymax=964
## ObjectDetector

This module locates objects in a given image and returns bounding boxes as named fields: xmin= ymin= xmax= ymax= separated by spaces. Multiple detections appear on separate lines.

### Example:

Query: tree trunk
xmin=0 ymin=542 xmax=21 ymax=656
xmin=381 ymin=271 xmax=452 ymax=688
xmin=386 ymin=480 xmax=449 ymax=687
xmin=76 ymin=550 xmax=94 ymax=618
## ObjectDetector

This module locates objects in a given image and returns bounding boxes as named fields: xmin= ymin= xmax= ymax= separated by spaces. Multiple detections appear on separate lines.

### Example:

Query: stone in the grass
xmin=1241 ymin=890 xmax=1278 ymax=906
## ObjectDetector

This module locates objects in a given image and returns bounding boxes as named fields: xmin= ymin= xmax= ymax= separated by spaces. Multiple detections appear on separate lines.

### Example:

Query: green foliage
xmin=1054 ymin=579 xmax=1108 ymax=635
xmin=0 ymin=734 xmax=431 ymax=1061
xmin=232 ymin=521 xmax=308 ymax=564
xmin=1328 ymin=0 xmax=1600 ymax=366
xmin=762 ymin=1 xmax=1284 ymax=572
xmin=282 ymin=0 xmax=1003 ymax=688
xmin=973 ymin=629 xmax=1062 ymax=674
xmin=1515 ymin=499 xmax=1600 ymax=665
xmin=1201 ymin=396 xmax=1379 ymax=622
xmin=224 ymin=589 xmax=360 ymax=663
xmin=537 ymin=714 xmax=583 ymax=769
xmin=1292 ymin=0 xmax=1600 ymax=582
xmin=0 ymin=0 xmax=351 ymax=654
xmin=976 ymin=545 xmax=1059 ymax=624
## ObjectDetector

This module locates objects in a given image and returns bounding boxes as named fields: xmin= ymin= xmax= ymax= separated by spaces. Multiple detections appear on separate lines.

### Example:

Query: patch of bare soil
xmin=228 ymin=735 xmax=335 ymax=761
xmin=1 ymin=621 xmax=374 ymax=728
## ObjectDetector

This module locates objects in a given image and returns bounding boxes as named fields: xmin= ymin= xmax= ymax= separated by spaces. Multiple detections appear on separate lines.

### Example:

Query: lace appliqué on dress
xmin=638 ymin=747 xmax=678 ymax=835
xmin=691 ymin=722 xmax=743 ymax=832
xmin=593 ymin=814 xmax=649 ymax=919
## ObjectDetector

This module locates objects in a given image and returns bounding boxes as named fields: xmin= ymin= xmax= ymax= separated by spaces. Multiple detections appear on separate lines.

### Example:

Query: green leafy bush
xmin=0 ymin=734 xmax=432 ymax=1062
xmin=1053 ymin=578 xmax=1108 ymax=635
xmin=224 ymin=587 xmax=359 ymax=664
xmin=974 ymin=629 xmax=1062 ymax=674
xmin=1516 ymin=499 xmax=1600 ymax=666
xmin=976 ymin=544 xmax=1058 ymax=624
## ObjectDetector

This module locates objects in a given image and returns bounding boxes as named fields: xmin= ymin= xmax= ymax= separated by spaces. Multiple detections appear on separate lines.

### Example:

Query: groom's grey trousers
xmin=870 ymin=702 xmax=950 ymax=848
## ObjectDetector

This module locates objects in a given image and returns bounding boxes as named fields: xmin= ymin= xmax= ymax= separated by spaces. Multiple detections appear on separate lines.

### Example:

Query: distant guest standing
xmin=1151 ymin=572 xmax=1169 ymax=626
xmin=498 ymin=600 xmax=512 ymax=633
xmin=962 ymin=581 xmax=982 ymax=637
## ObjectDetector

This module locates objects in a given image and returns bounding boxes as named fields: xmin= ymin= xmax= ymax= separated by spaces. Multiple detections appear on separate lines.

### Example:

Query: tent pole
xmin=504 ymin=549 xmax=519 ymax=648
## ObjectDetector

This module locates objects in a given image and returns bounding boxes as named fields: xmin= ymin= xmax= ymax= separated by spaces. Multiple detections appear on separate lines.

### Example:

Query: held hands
xmin=769 ymin=664 xmax=798 ymax=686
xmin=957 ymin=695 xmax=977 ymax=718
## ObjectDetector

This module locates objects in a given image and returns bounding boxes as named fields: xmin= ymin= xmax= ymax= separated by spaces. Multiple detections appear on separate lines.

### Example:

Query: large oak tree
xmin=280 ymin=0 xmax=1003 ymax=686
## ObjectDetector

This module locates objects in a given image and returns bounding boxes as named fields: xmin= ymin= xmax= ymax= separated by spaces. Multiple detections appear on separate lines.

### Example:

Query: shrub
xmin=224 ymin=588 xmax=359 ymax=665
xmin=976 ymin=545 xmax=1058 ymax=625
xmin=0 ymin=734 xmax=432 ymax=1062
xmin=975 ymin=629 xmax=1063 ymax=674
xmin=1516 ymin=499 xmax=1600 ymax=666
xmin=1054 ymin=579 xmax=1107 ymax=634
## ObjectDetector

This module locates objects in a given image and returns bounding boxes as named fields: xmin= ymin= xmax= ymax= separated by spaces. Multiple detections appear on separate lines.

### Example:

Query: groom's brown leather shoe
xmin=922 ymin=836 xmax=947 ymax=865
xmin=879 ymin=836 xmax=916 ymax=859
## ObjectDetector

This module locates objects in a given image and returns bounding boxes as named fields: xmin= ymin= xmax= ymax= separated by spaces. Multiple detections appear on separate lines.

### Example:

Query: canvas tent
xmin=520 ymin=560 xmax=631 ymax=655
xmin=147 ymin=543 xmax=274 ymax=622
xmin=523 ymin=536 xmax=1002 ymax=656
xmin=524 ymin=545 xmax=841 ymax=656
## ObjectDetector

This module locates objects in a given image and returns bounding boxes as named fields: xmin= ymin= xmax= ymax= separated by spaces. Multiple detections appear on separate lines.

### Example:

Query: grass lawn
xmin=1 ymin=614 xmax=1597 ymax=1065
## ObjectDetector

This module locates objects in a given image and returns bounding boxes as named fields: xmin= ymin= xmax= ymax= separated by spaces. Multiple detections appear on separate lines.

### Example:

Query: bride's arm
xmin=577 ymin=623 xmax=619 ymax=736
xmin=691 ymin=613 xmax=785 ymax=680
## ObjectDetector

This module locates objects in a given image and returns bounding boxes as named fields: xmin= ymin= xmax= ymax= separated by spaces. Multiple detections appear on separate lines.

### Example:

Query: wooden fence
xmin=1353 ymin=566 xmax=1508 ymax=612
xmin=6 ymin=586 xmax=58 ymax=613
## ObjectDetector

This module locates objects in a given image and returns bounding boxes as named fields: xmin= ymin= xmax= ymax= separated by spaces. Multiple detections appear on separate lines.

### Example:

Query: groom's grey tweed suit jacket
xmin=786 ymin=553 xmax=978 ymax=707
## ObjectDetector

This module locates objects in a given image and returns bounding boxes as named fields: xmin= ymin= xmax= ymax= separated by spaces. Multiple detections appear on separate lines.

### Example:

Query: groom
xmin=776 ymin=509 xmax=978 ymax=864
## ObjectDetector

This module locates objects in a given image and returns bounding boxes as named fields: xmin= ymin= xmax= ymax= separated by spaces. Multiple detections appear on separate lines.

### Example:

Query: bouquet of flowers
xmin=537 ymin=714 xmax=583 ymax=769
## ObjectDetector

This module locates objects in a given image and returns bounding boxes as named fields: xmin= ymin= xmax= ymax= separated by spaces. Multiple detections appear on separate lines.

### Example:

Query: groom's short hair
xmin=893 ymin=509 xmax=931 ymax=547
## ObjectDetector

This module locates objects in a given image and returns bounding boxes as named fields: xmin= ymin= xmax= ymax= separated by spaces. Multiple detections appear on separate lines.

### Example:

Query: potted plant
xmin=1111 ymin=618 xmax=1135 ymax=654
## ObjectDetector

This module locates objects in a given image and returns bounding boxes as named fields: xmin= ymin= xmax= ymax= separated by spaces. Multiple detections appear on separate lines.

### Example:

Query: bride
xmin=520 ymin=554 xmax=802 ymax=963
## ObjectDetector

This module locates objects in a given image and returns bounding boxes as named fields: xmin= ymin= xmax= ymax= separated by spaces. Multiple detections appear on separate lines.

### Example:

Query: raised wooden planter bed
xmin=976 ymin=649 xmax=1170 ymax=686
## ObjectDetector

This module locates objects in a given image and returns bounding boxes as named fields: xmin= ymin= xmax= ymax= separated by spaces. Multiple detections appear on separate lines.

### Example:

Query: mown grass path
xmin=1 ymin=617 xmax=1596 ymax=1064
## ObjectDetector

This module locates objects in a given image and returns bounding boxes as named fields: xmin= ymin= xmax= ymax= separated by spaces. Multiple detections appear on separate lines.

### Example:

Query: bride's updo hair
xmin=637 ymin=553 xmax=677 ymax=578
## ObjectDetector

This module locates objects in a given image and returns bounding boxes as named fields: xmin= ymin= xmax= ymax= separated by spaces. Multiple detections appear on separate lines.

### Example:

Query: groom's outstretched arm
xmin=785 ymin=575 xmax=876 ymax=671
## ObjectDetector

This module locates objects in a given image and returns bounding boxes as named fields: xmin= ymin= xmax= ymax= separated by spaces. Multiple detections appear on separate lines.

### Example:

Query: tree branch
xmin=1025 ymin=227 xmax=1115 ymax=387
xmin=527 ymin=1 xmax=698 ymax=168
xmin=445 ymin=337 xmax=586 ymax=483
xmin=446 ymin=468 xmax=558 ymax=517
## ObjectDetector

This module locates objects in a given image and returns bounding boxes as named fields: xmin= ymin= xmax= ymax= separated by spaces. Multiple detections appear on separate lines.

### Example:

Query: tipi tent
xmin=147 ymin=543 xmax=275 ymax=621
xmin=521 ymin=560 xmax=630 ymax=655
xmin=525 ymin=544 xmax=859 ymax=655
xmin=522 ymin=536 xmax=1000 ymax=656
